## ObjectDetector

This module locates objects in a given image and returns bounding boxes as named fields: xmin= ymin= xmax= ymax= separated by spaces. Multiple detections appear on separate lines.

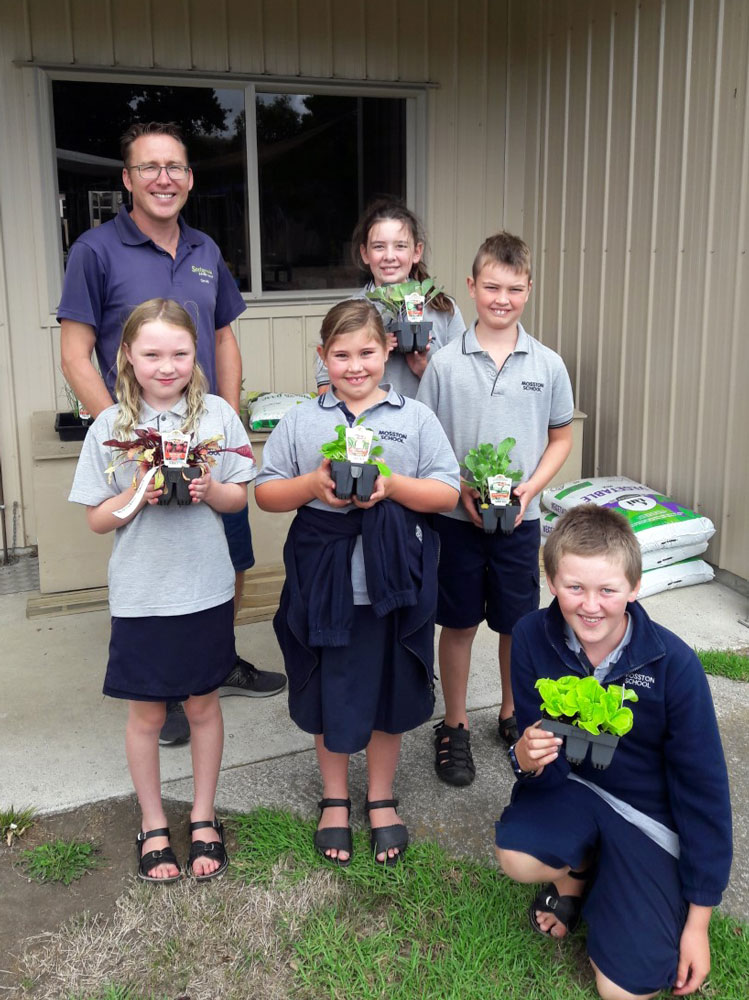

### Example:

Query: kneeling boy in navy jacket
xmin=495 ymin=504 xmax=732 ymax=1000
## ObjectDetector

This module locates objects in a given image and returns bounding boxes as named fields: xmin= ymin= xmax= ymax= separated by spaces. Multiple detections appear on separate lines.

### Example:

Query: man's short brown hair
xmin=472 ymin=231 xmax=532 ymax=281
xmin=543 ymin=504 xmax=642 ymax=588
xmin=120 ymin=122 xmax=187 ymax=165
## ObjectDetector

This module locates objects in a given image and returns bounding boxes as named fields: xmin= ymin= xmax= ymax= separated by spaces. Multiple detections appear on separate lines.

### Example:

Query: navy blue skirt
xmin=289 ymin=605 xmax=435 ymax=754
xmin=104 ymin=599 xmax=235 ymax=701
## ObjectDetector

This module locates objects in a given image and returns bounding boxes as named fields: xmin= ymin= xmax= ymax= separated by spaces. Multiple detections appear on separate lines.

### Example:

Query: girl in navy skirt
xmin=69 ymin=299 xmax=255 ymax=882
xmin=255 ymin=299 xmax=460 ymax=866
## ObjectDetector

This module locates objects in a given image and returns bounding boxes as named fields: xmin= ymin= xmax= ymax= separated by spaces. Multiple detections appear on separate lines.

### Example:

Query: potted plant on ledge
xmin=55 ymin=380 xmax=91 ymax=441
xmin=461 ymin=439 xmax=523 ymax=534
xmin=535 ymin=675 xmax=638 ymax=769
xmin=365 ymin=278 xmax=442 ymax=354
xmin=320 ymin=422 xmax=391 ymax=501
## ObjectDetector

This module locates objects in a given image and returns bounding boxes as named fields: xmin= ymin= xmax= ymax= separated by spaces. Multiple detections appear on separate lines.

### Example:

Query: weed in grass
xmin=0 ymin=804 xmax=36 ymax=846
xmin=697 ymin=648 xmax=749 ymax=682
xmin=21 ymin=838 xmax=100 ymax=885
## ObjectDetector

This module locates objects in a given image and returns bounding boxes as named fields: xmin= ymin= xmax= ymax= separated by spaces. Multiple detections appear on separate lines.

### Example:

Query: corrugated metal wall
xmin=1 ymin=0 xmax=747 ymax=579
xmin=505 ymin=0 xmax=749 ymax=579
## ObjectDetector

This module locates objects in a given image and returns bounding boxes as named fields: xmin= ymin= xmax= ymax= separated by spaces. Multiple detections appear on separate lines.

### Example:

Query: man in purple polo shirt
xmin=59 ymin=121 xmax=286 ymax=746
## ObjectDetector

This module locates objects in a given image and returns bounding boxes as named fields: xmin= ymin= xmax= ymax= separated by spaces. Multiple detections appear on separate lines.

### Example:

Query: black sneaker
xmin=158 ymin=702 xmax=190 ymax=746
xmin=433 ymin=721 xmax=476 ymax=786
xmin=218 ymin=656 xmax=287 ymax=698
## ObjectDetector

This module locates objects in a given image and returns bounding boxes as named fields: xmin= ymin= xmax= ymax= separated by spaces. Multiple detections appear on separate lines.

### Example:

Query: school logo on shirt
xmin=191 ymin=265 xmax=215 ymax=284
xmin=624 ymin=671 xmax=654 ymax=689
xmin=522 ymin=380 xmax=545 ymax=392
xmin=378 ymin=430 xmax=407 ymax=443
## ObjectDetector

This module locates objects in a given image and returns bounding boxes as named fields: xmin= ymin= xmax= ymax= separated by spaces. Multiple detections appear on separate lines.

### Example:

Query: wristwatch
xmin=508 ymin=742 xmax=537 ymax=779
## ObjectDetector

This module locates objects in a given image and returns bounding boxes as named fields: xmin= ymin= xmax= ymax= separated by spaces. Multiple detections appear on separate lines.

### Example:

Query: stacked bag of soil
xmin=540 ymin=476 xmax=715 ymax=598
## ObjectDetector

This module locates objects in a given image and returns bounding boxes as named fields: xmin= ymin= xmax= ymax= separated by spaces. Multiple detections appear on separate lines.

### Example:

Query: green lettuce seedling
xmin=320 ymin=422 xmax=391 ymax=477
xmin=535 ymin=675 xmax=638 ymax=737
xmin=461 ymin=439 xmax=523 ymax=505
xmin=365 ymin=278 xmax=442 ymax=320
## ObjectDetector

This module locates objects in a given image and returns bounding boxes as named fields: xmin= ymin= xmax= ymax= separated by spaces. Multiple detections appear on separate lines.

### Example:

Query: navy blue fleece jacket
xmin=511 ymin=598 xmax=732 ymax=907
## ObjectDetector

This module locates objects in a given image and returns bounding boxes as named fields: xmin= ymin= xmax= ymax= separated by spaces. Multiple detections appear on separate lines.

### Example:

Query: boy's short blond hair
xmin=472 ymin=232 xmax=532 ymax=281
xmin=543 ymin=504 xmax=642 ymax=588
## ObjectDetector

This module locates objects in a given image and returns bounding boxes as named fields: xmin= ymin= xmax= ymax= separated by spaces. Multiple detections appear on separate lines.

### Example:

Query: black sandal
xmin=497 ymin=713 xmax=520 ymax=746
xmin=187 ymin=818 xmax=229 ymax=881
xmin=433 ymin=721 xmax=476 ymax=786
xmin=313 ymin=798 xmax=353 ymax=867
xmin=136 ymin=827 xmax=181 ymax=883
xmin=529 ymin=868 xmax=588 ymax=936
xmin=364 ymin=796 xmax=408 ymax=867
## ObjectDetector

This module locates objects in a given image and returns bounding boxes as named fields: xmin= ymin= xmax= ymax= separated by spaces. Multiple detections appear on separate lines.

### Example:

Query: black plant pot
xmin=54 ymin=411 xmax=89 ymax=441
xmin=545 ymin=719 xmax=620 ymax=770
xmin=474 ymin=495 xmax=520 ymax=535
xmin=388 ymin=321 xmax=433 ymax=354
xmin=157 ymin=466 xmax=201 ymax=506
xmin=330 ymin=460 xmax=379 ymax=501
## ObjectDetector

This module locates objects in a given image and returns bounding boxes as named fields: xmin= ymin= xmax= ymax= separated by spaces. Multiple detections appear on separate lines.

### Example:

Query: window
xmin=51 ymin=79 xmax=411 ymax=297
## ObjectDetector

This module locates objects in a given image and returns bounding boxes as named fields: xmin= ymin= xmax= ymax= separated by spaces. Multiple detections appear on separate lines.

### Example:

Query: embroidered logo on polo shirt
xmin=191 ymin=265 xmax=215 ymax=284
xmin=378 ymin=430 xmax=407 ymax=443
xmin=522 ymin=380 xmax=544 ymax=392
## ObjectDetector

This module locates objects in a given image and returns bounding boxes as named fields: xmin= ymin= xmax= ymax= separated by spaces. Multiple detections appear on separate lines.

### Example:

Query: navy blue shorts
xmin=105 ymin=598 xmax=236 ymax=701
xmin=434 ymin=515 xmax=540 ymax=633
xmin=495 ymin=780 xmax=687 ymax=994
xmin=221 ymin=504 xmax=255 ymax=572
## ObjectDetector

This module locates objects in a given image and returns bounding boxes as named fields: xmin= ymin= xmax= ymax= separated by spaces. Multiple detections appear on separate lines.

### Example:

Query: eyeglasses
xmin=129 ymin=163 xmax=190 ymax=180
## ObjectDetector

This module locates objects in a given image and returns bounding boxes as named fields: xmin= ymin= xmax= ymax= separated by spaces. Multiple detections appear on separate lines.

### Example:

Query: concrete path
xmin=2 ymin=576 xmax=748 ymax=919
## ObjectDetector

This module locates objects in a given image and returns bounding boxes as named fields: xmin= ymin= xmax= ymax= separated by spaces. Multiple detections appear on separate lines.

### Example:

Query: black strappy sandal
xmin=364 ymin=796 xmax=408 ymax=867
xmin=136 ymin=827 xmax=182 ymax=884
xmin=187 ymin=818 xmax=229 ymax=881
xmin=313 ymin=798 xmax=353 ymax=867
xmin=529 ymin=867 xmax=589 ymax=936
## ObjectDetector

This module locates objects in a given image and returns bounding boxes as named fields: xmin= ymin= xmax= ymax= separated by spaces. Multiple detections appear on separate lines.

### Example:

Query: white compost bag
xmin=248 ymin=392 xmax=312 ymax=431
xmin=541 ymin=477 xmax=715 ymax=553
xmin=637 ymin=558 xmax=714 ymax=599
xmin=540 ymin=509 xmax=709 ymax=571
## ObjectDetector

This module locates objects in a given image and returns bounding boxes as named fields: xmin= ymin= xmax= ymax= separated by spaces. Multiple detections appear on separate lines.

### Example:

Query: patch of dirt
xmin=0 ymin=795 xmax=196 ymax=993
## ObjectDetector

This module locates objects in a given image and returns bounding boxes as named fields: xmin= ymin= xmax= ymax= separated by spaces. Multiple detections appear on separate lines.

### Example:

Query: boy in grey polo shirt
xmin=416 ymin=232 xmax=574 ymax=786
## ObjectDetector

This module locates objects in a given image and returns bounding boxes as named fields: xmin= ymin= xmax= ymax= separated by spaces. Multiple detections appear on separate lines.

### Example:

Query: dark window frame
xmin=42 ymin=70 xmax=426 ymax=308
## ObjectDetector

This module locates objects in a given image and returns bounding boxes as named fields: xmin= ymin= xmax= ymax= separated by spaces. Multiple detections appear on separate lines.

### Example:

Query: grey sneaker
xmin=218 ymin=656 xmax=287 ymax=698
xmin=158 ymin=702 xmax=190 ymax=746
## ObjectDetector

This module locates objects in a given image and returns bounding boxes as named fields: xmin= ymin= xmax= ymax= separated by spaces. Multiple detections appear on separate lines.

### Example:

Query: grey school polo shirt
xmin=314 ymin=286 xmax=466 ymax=398
xmin=57 ymin=205 xmax=246 ymax=396
xmin=257 ymin=385 xmax=460 ymax=603
xmin=69 ymin=394 xmax=254 ymax=617
xmin=256 ymin=385 xmax=460 ymax=502
xmin=416 ymin=321 xmax=574 ymax=521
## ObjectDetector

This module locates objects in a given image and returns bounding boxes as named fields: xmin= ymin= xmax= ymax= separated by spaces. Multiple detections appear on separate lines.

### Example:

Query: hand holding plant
xmin=535 ymin=675 xmax=638 ymax=737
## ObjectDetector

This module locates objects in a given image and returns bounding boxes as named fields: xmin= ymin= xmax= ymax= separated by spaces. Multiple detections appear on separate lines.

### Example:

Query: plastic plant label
xmin=488 ymin=474 xmax=512 ymax=507
xmin=404 ymin=292 xmax=425 ymax=323
xmin=345 ymin=425 xmax=373 ymax=463
xmin=161 ymin=431 xmax=191 ymax=468
xmin=113 ymin=465 xmax=160 ymax=520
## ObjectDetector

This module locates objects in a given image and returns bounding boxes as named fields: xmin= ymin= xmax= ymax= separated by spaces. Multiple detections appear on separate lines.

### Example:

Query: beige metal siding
xmin=0 ymin=0 xmax=506 ymax=546
xmin=506 ymin=0 xmax=749 ymax=579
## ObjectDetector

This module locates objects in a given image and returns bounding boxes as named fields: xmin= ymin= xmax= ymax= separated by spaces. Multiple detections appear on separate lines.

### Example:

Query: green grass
xmin=0 ymin=804 xmax=36 ymax=846
xmin=21 ymin=838 xmax=101 ymax=885
xmin=697 ymin=648 xmax=749 ymax=681
xmin=230 ymin=808 xmax=748 ymax=1000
